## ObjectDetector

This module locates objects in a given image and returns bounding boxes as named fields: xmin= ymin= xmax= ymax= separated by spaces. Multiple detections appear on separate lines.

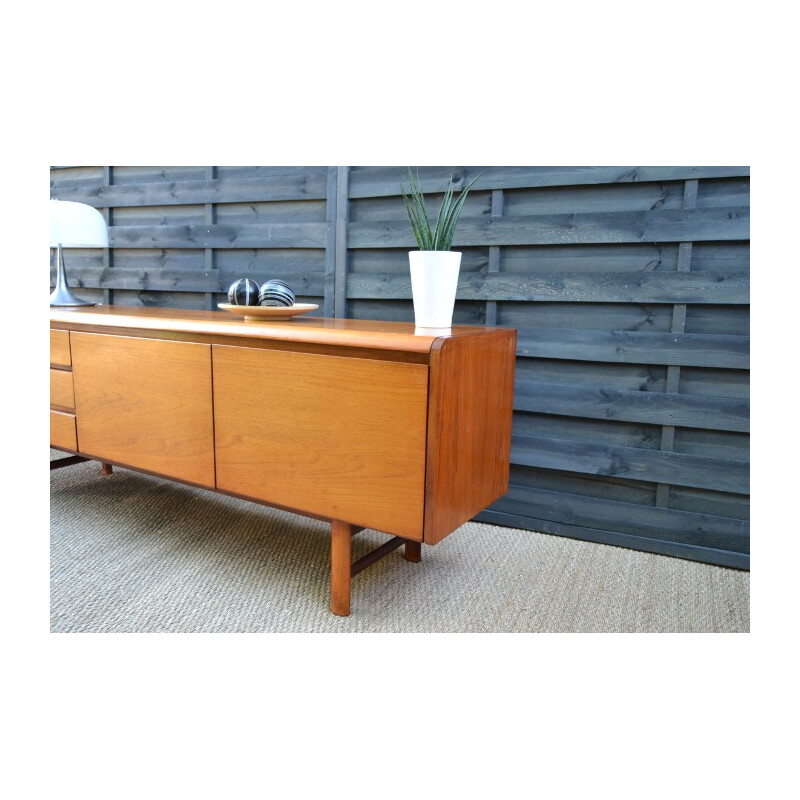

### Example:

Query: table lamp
xmin=50 ymin=199 xmax=109 ymax=307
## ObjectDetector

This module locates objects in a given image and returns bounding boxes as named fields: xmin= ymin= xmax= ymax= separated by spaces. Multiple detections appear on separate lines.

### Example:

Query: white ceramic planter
xmin=409 ymin=250 xmax=462 ymax=329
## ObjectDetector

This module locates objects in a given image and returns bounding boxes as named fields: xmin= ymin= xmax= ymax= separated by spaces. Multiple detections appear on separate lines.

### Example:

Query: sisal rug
xmin=50 ymin=454 xmax=750 ymax=633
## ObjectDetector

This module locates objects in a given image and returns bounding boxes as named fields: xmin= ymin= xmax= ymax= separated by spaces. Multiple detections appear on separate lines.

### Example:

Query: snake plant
xmin=400 ymin=168 xmax=480 ymax=251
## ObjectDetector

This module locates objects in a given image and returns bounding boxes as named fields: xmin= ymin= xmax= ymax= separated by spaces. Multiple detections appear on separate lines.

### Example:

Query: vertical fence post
xmin=655 ymin=178 xmax=699 ymax=507
xmin=334 ymin=166 xmax=350 ymax=318
xmin=101 ymin=167 xmax=113 ymax=306
xmin=203 ymin=167 xmax=216 ymax=311
xmin=485 ymin=188 xmax=504 ymax=326
xmin=324 ymin=166 xmax=338 ymax=318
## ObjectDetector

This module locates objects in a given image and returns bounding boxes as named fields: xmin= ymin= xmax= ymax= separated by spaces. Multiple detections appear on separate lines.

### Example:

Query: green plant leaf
xmin=401 ymin=168 xmax=481 ymax=251
xmin=432 ymin=178 xmax=456 ymax=250
xmin=439 ymin=173 xmax=481 ymax=250
xmin=401 ymin=186 xmax=427 ymax=249
xmin=401 ymin=168 xmax=435 ymax=250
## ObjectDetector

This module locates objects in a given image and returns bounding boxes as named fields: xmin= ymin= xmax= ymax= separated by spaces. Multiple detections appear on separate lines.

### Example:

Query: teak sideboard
xmin=50 ymin=306 xmax=516 ymax=616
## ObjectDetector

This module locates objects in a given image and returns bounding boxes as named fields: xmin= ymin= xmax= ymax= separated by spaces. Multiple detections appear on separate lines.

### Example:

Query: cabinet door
xmin=213 ymin=345 xmax=428 ymax=539
xmin=71 ymin=333 xmax=215 ymax=487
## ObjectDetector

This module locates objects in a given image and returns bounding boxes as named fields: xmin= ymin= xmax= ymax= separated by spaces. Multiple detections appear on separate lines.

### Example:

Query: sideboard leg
xmin=101 ymin=462 xmax=113 ymax=475
xmin=331 ymin=520 xmax=354 ymax=616
xmin=404 ymin=540 xmax=422 ymax=563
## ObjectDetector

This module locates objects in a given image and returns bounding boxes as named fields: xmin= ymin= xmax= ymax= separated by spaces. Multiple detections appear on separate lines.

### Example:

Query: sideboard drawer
xmin=50 ymin=410 xmax=77 ymax=451
xmin=50 ymin=330 xmax=71 ymax=367
xmin=50 ymin=368 xmax=75 ymax=409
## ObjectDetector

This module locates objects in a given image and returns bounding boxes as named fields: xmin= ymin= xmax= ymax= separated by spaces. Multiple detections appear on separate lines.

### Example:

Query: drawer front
xmin=213 ymin=345 xmax=429 ymax=539
xmin=50 ymin=368 xmax=75 ymax=409
xmin=50 ymin=329 xmax=71 ymax=367
xmin=50 ymin=410 xmax=77 ymax=451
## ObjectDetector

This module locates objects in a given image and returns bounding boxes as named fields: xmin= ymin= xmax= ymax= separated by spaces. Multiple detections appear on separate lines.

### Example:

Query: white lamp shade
xmin=50 ymin=199 xmax=109 ymax=248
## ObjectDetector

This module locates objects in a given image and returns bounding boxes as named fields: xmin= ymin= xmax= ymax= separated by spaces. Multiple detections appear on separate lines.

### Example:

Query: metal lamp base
xmin=50 ymin=243 xmax=96 ymax=307
xmin=50 ymin=294 xmax=96 ymax=307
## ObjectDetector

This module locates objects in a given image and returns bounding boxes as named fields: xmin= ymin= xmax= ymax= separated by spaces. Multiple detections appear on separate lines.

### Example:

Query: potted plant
xmin=401 ymin=168 xmax=480 ymax=329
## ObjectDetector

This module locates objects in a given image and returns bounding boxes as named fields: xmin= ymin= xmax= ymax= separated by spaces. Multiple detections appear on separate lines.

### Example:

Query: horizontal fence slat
xmin=493 ymin=484 xmax=749 ymax=551
xmin=511 ymin=434 xmax=749 ymax=494
xmin=55 ymin=267 xmax=325 ymax=295
xmin=348 ymin=207 xmax=750 ymax=247
xmin=475 ymin=509 xmax=750 ymax=570
xmin=514 ymin=381 xmax=750 ymax=432
xmin=108 ymin=223 xmax=327 ymax=249
xmin=51 ymin=173 xmax=329 ymax=207
xmin=347 ymin=271 xmax=749 ymax=304
xmin=348 ymin=166 xmax=751 ymax=198
xmin=515 ymin=327 xmax=750 ymax=368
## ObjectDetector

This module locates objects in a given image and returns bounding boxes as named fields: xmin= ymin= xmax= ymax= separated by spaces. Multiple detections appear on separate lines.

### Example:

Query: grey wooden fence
xmin=50 ymin=165 xmax=750 ymax=569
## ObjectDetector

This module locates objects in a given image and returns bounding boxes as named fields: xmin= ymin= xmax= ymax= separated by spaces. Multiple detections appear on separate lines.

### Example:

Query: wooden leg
xmin=404 ymin=540 xmax=422 ymax=563
xmin=331 ymin=520 xmax=354 ymax=616
xmin=101 ymin=462 xmax=113 ymax=475
xmin=331 ymin=526 xmax=421 ymax=615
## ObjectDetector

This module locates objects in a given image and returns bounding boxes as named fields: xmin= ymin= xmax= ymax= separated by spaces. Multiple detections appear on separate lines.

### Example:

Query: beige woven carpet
xmin=50 ymin=454 xmax=750 ymax=633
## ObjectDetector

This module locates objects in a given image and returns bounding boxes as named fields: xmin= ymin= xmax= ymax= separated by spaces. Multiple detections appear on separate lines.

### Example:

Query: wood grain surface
xmin=213 ymin=344 xmax=429 ymax=539
xmin=50 ymin=306 xmax=491 ymax=354
xmin=50 ymin=368 xmax=75 ymax=410
xmin=50 ymin=329 xmax=71 ymax=367
xmin=50 ymin=410 xmax=77 ymax=451
xmin=424 ymin=329 xmax=517 ymax=544
xmin=70 ymin=333 xmax=215 ymax=487
xmin=330 ymin=520 xmax=354 ymax=616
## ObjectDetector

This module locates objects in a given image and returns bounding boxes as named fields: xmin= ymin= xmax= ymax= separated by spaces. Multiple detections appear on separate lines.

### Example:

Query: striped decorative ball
xmin=227 ymin=278 xmax=260 ymax=306
xmin=259 ymin=279 xmax=295 ymax=307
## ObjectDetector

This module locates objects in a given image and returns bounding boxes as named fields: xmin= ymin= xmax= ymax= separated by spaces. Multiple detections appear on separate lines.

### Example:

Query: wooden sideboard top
xmin=50 ymin=305 xmax=509 ymax=354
